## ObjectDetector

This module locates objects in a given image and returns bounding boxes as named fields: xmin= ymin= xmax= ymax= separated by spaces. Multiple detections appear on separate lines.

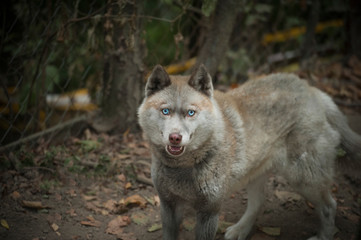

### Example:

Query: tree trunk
xmin=193 ymin=0 xmax=241 ymax=79
xmin=94 ymin=0 xmax=144 ymax=133
xmin=348 ymin=0 xmax=361 ymax=59
xmin=300 ymin=0 xmax=320 ymax=63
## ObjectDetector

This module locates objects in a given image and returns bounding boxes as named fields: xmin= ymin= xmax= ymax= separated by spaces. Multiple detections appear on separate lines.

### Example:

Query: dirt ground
xmin=1 ymin=114 xmax=360 ymax=240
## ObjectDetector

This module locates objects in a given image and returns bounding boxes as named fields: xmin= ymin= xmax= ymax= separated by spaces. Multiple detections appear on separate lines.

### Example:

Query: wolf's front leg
xmin=195 ymin=210 xmax=219 ymax=240
xmin=160 ymin=199 xmax=183 ymax=240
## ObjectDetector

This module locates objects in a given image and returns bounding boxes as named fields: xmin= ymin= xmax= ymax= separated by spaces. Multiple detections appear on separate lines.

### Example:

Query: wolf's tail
xmin=319 ymin=91 xmax=361 ymax=163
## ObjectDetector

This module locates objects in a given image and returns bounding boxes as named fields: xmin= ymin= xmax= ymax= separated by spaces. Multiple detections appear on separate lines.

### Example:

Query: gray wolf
xmin=137 ymin=64 xmax=361 ymax=240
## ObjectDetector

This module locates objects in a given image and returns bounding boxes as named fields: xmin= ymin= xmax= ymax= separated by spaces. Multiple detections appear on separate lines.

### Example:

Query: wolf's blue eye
xmin=187 ymin=110 xmax=195 ymax=117
xmin=162 ymin=108 xmax=170 ymax=115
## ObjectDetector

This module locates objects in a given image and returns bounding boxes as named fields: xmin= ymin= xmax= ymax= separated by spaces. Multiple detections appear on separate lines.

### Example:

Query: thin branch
xmin=172 ymin=0 xmax=203 ymax=15
xmin=0 ymin=115 xmax=88 ymax=153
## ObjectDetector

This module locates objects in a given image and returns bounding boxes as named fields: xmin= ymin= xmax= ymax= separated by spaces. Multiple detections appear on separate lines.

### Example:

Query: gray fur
xmin=138 ymin=65 xmax=361 ymax=240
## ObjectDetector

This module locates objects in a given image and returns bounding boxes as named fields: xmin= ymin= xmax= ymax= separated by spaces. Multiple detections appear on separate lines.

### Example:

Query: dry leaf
xmin=259 ymin=226 xmax=281 ymax=236
xmin=67 ymin=209 xmax=77 ymax=217
xmin=125 ymin=182 xmax=132 ymax=189
xmin=1 ymin=219 xmax=9 ymax=230
xmin=11 ymin=191 xmax=21 ymax=200
xmin=148 ymin=223 xmax=162 ymax=232
xmin=85 ymin=201 xmax=103 ymax=214
xmin=55 ymin=193 xmax=62 ymax=201
xmin=116 ymin=232 xmax=136 ymax=240
xmin=103 ymin=199 xmax=117 ymax=211
xmin=131 ymin=212 xmax=149 ymax=226
xmin=51 ymin=223 xmax=59 ymax=232
xmin=106 ymin=216 xmax=131 ymax=236
xmin=306 ymin=201 xmax=315 ymax=209
xmin=80 ymin=216 xmax=101 ymax=228
xmin=154 ymin=195 xmax=160 ymax=206
xmin=217 ymin=221 xmax=233 ymax=233
xmin=117 ymin=174 xmax=126 ymax=182
xmin=116 ymin=154 xmax=131 ymax=160
xmin=250 ymin=232 xmax=275 ymax=240
xmin=124 ymin=194 xmax=147 ymax=208
xmin=68 ymin=189 xmax=77 ymax=197
xmin=22 ymin=200 xmax=48 ymax=209
xmin=274 ymin=190 xmax=302 ymax=202
xmin=182 ymin=218 xmax=195 ymax=231
xmin=83 ymin=195 xmax=97 ymax=201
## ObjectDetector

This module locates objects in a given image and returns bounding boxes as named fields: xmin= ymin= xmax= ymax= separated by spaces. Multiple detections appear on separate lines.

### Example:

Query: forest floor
xmin=1 ymin=57 xmax=361 ymax=240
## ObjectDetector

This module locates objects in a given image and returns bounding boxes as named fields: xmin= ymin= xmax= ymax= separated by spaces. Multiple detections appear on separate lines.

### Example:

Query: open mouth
xmin=166 ymin=145 xmax=185 ymax=156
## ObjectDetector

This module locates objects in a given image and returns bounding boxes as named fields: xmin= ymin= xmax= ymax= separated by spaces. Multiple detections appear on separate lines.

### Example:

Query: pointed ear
xmin=188 ymin=64 xmax=213 ymax=97
xmin=145 ymin=65 xmax=171 ymax=97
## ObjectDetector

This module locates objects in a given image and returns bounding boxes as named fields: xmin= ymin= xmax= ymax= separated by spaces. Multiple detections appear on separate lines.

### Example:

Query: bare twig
xmin=23 ymin=166 xmax=56 ymax=173
xmin=334 ymin=99 xmax=361 ymax=108
xmin=0 ymin=115 xmax=88 ymax=153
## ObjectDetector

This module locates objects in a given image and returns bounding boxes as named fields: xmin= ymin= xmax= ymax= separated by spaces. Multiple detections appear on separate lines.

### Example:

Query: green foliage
xmin=0 ymin=156 xmax=11 ymax=170
xmin=3 ymin=1 xmax=105 ymax=113
xmin=16 ymin=146 xmax=35 ymax=168
xmin=143 ymin=1 xmax=186 ymax=65
xmin=202 ymin=0 xmax=217 ymax=17
xmin=77 ymin=140 xmax=102 ymax=153
xmin=40 ymin=179 xmax=59 ymax=193
xmin=244 ymin=3 xmax=273 ymax=26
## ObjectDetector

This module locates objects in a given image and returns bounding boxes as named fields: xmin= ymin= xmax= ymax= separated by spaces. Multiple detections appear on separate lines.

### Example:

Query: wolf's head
xmin=138 ymin=64 xmax=222 ymax=166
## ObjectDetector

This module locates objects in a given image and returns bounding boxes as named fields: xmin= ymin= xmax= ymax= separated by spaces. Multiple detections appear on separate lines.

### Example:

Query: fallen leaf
xmin=68 ymin=189 xmax=77 ymax=197
xmin=83 ymin=195 xmax=97 ymax=201
xmin=154 ymin=195 xmax=160 ymax=206
xmin=116 ymin=232 xmax=136 ymax=240
xmin=306 ymin=201 xmax=315 ymax=209
xmin=11 ymin=191 xmax=21 ymax=200
xmin=103 ymin=199 xmax=117 ymax=212
xmin=22 ymin=200 xmax=49 ymax=209
xmin=274 ymin=190 xmax=301 ymax=202
xmin=148 ymin=223 xmax=162 ymax=232
xmin=116 ymin=154 xmax=131 ymax=160
xmin=117 ymin=174 xmax=126 ymax=182
xmin=55 ymin=193 xmax=62 ymax=201
xmin=250 ymin=232 xmax=276 ymax=240
xmin=124 ymin=194 xmax=147 ymax=208
xmin=125 ymin=182 xmax=132 ymax=189
xmin=85 ymin=201 xmax=103 ymax=214
xmin=1 ymin=219 xmax=9 ymax=230
xmin=46 ymin=213 xmax=62 ymax=224
xmin=259 ymin=226 xmax=281 ymax=236
xmin=80 ymin=216 xmax=101 ymax=228
xmin=67 ymin=209 xmax=77 ymax=217
xmin=80 ymin=221 xmax=101 ymax=227
xmin=106 ymin=216 xmax=131 ymax=236
xmin=182 ymin=218 xmax=195 ymax=231
xmin=144 ymin=196 xmax=155 ymax=206
xmin=217 ymin=221 xmax=233 ymax=233
xmin=131 ymin=212 xmax=149 ymax=226
xmin=51 ymin=223 xmax=59 ymax=232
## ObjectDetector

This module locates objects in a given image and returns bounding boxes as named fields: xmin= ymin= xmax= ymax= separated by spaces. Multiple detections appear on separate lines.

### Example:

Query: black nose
xmin=169 ymin=133 xmax=182 ymax=145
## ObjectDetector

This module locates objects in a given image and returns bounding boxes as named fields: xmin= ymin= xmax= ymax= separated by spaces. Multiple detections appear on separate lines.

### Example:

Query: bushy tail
xmin=321 ymin=92 xmax=361 ymax=163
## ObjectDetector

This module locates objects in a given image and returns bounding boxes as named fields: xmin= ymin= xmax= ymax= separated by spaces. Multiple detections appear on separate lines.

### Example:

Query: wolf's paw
xmin=224 ymin=224 xmax=248 ymax=240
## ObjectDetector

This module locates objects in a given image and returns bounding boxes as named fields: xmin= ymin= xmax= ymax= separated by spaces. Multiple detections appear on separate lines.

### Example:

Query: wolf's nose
xmin=169 ymin=133 xmax=182 ymax=145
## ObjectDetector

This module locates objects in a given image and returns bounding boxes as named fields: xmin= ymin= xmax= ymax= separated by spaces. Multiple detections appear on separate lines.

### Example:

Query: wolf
xmin=137 ymin=64 xmax=361 ymax=240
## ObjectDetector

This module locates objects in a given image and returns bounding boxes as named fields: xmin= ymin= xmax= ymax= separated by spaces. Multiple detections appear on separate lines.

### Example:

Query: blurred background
xmin=0 ymin=0 xmax=360 ymax=151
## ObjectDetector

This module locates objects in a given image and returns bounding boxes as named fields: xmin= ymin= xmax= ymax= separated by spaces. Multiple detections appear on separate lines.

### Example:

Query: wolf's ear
xmin=188 ymin=64 xmax=213 ymax=97
xmin=145 ymin=65 xmax=171 ymax=97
